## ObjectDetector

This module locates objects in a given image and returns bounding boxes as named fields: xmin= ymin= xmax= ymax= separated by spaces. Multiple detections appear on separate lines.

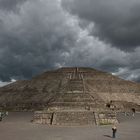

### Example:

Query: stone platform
xmin=33 ymin=110 xmax=117 ymax=126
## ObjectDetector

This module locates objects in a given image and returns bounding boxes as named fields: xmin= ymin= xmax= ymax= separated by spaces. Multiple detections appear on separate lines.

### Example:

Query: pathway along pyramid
xmin=0 ymin=67 xmax=140 ymax=124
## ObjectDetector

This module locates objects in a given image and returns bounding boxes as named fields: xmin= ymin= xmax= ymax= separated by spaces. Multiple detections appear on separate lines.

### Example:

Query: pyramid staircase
xmin=34 ymin=68 xmax=106 ymax=125
xmin=39 ymin=68 xmax=96 ymax=125
xmin=48 ymin=68 xmax=97 ymax=111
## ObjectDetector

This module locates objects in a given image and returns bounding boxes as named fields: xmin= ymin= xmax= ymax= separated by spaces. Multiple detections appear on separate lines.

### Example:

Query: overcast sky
xmin=0 ymin=0 xmax=140 ymax=86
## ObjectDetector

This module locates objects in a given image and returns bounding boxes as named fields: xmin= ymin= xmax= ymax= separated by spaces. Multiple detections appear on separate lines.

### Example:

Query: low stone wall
xmin=97 ymin=112 xmax=118 ymax=125
xmin=33 ymin=110 xmax=118 ymax=126
xmin=53 ymin=111 xmax=95 ymax=125
xmin=33 ymin=111 xmax=53 ymax=124
xmin=34 ymin=111 xmax=95 ymax=125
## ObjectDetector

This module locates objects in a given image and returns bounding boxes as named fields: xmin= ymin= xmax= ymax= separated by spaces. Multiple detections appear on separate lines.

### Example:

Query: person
xmin=6 ymin=111 xmax=8 ymax=116
xmin=112 ymin=125 xmax=117 ymax=138
xmin=0 ymin=112 xmax=2 ymax=121
xmin=132 ymin=108 xmax=135 ymax=117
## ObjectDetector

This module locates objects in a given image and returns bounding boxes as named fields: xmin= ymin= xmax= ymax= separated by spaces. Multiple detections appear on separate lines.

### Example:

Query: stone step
xmin=69 ymin=82 xmax=83 ymax=85
xmin=48 ymin=103 xmax=105 ymax=111
xmin=69 ymin=81 xmax=83 ymax=83
xmin=68 ymin=86 xmax=83 ymax=89
xmin=48 ymin=106 xmax=86 ymax=110
xmin=67 ymin=89 xmax=84 ymax=92
xmin=68 ymin=80 xmax=84 ymax=88
xmin=60 ymin=93 xmax=91 ymax=96
xmin=63 ymin=91 xmax=85 ymax=94
xmin=61 ymin=92 xmax=91 ymax=96
xmin=60 ymin=94 xmax=95 ymax=100
xmin=49 ymin=102 xmax=97 ymax=107
xmin=68 ymin=87 xmax=84 ymax=91
xmin=52 ymin=111 xmax=95 ymax=125
xmin=56 ymin=98 xmax=93 ymax=102
xmin=69 ymin=79 xmax=83 ymax=82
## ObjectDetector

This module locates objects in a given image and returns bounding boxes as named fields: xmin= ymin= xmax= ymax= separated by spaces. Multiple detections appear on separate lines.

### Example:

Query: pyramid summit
xmin=0 ymin=67 xmax=140 ymax=111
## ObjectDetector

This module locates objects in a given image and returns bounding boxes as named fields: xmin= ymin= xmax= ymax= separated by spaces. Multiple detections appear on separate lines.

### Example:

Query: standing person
xmin=6 ymin=111 xmax=8 ymax=116
xmin=132 ymin=108 xmax=135 ymax=117
xmin=112 ymin=125 xmax=117 ymax=138
xmin=0 ymin=112 xmax=2 ymax=121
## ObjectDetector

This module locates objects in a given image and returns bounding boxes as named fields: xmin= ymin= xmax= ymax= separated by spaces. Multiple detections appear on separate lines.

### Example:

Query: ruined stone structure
xmin=0 ymin=67 xmax=140 ymax=125
xmin=33 ymin=110 xmax=118 ymax=125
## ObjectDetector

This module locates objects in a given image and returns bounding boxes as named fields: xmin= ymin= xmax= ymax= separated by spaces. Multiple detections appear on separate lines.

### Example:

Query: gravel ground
xmin=0 ymin=112 xmax=140 ymax=140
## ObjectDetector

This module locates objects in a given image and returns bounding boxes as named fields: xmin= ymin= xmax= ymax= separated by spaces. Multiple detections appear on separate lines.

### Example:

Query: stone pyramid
xmin=0 ymin=67 xmax=140 ymax=112
xmin=47 ymin=68 xmax=104 ymax=112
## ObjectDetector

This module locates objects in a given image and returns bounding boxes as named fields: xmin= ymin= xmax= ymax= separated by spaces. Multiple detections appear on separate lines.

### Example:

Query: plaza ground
xmin=0 ymin=112 xmax=140 ymax=140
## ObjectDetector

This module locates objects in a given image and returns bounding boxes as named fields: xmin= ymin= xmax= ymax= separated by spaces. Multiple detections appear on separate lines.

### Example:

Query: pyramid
xmin=0 ymin=67 xmax=140 ymax=125
xmin=0 ymin=67 xmax=140 ymax=110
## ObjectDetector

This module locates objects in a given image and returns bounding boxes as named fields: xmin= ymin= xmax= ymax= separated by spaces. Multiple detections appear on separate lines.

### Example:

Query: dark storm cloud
xmin=0 ymin=0 xmax=140 ymax=84
xmin=0 ymin=0 xmax=78 ymax=81
xmin=62 ymin=0 xmax=140 ymax=51
xmin=0 ymin=0 xmax=27 ymax=11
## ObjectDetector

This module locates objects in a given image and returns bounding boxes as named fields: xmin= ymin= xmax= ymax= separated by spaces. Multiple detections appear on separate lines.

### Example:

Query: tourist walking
xmin=112 ymin=125 xmax=117 ymax=138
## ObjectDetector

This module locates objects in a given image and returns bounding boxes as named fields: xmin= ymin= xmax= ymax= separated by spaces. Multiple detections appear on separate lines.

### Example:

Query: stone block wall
xmin=33 ymin=110 xmax=118 ymax=126
xmin=33 ymin=111 xmax=95 ymax=125
xmin=33 ymin=111 xmax=53 ymax=124
xmin=53 ymin=111 xmax=95 ymax=125
xmin=97 ymin=112 xmax=118 ymax=125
